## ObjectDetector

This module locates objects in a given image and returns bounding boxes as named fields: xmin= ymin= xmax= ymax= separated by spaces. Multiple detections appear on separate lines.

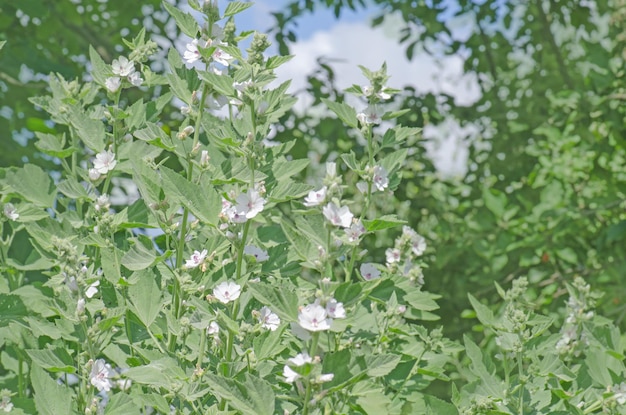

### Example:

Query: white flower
xmin=85 ymin=280 xmax=100 ymax=299
xmin=357 ymin=105 xmax=383 ymax=125
xmin=360 ymin=263 xmax=381 ymax=281
xmin=200 ymin=150 xmax=210 ymax=167
xmin=94 ymin=194 xmax=110 ymax=212
xmin=90 ymin=359 xmax=114 ymax=392
xmin=3 ymin=203 xmax=18 ymax=221
xmin=235 ymin=189 xmax=265 ymax=220
xmin=128 ymin=71 xmax=143 ymax=87
xmin=283 ymin=365 xmax=300 ymax=383
xmin=213 ymin=281 xmax=241 ymax=304
xmin=325 ymin=299 xmax=345 ymax=319
xmin=111 ymin=56 xmax=135 ymax=77
xmin=322 ymin=202 xmax=353 ymax=228
xmin=372 ymin=165 xmax=389 ymax=191
xmin=244 ymin=245 xmax=269 ymax=262
xmin=326 ymin=162 xmax=337 ymax=179
xmin=363 ymin=85 xmax=391 ymax=100
xmin=386 ymin=248 xmax=401 ymax=264
xmin=93 ymin=149 xmax=117 ymax=175
xmin=212 ymin=47 xmax=234 ymax=66
xmin=183 ymin=39 xmax=203 ymax=64
xmin=283 ymin=352 xmax=312 ymax=382
xmin=298 ymin=303 xmax=332 ymax=332
xmin=0 ymin=394 xmax=13 ymax=413
xmin=258 ymin=306 xmax=280 ymax=331
xmin=303 ymin=186 xmax=327 ymax=207
xmin=105 ymin=76 xmax=121 ymax=93
xmin=316 ymin=373 xmax=334 ymax=383
xmin=411 ymin=234 xmax=427 ymax=256
xmin=345 ymin=220 xmax=365 ymax=243
xmin=185 ymin=249 xmax=208 ymax=269
xmin=207 ymin=321 xmax=220 ymax=335
xmin=88 ymin=168 xmax=101 ymax=181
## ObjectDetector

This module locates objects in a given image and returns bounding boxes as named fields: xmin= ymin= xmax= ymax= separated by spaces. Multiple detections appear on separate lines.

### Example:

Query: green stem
xmin=17 ymin=357 xmax=23 ymax=398
xmin=517 ymin=348 xmax=524 ymax=415
xmin=302 ymin=379 xmax=312 ymax=415
xmin=236 ymin=221 xmax=251 ymax=281
xmin=195 ymin=328 xmax=207 ymax=371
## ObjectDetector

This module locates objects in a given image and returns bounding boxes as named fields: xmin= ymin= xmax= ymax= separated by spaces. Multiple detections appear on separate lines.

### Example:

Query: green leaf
xmin=89 ymin=45 xmax=110 ymax=86
xmin=0 ymin=294 xmax=28 ymax=327
xmin=205 ymin=373 xmax=275 ymax=415
xmin=5 ymin=164 xmax=57 ymax=207
xmin=159 ymin=165 xmax=221 ymax=226
xmin=104 ymin=394 xmax=140 ymax=415
xmin=483 ymin=187 xmax=506 ymax=218
xmin=0 ymin=40 xmax=6 ymax=51
xmin=468 ymin=293 xmax=497 ymax=327
xmin=266 ymin=55 xmax=293 ymax=70
xmin=253 ymin=329 xmax=286 ymax=361
xmin=223 ymin=1 xmax=254 ymax=17
xmin=463 ymin=335 xmax=503 ymax=398
xmin=128 ymin=269 xmax=162 ymax=327
xmin=162 ymin=1 xmax=199 ymax=38
xmin=556 ymin=247 xmax=578 ymax=264
xmin=271 ymin=157 xmax=309 ymax=180
xmin=101 ymin=247 xmax=124 ymax=284
xmin=197 ymin=70 xmax=235 ymax=97
xmin=57 ymin=178 xmax=91 ymax=200
xmin=70 ymin=107 xmax=106 ymax=152
xmin=27 ymin=348 xmax=75 ymax=374
xmin=322 ymin=98 xmax=358 ymax=128
xmin=34 ymin=132 xmax=76 ymax=158
xmin=121 ymin=237 xmax=157 ymax=271
xmin=124 ymin=358 xmax=187 ymax=389
xmin=133 ymin=122 xmax=175 ymax=150
xmin=365 ymin=354 xmax=401 ymax=377
xmin=31 ymin=365 xmax=73 ymax=415
xmin=403 ymin=290 xmax=440 ymax=312
xmin=363 ymin=215 xmax=406 ymax=232
xmin=248 ymin=282 xmax=299 ymax=321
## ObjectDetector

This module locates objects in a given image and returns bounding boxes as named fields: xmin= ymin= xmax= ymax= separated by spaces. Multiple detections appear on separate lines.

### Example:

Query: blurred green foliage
xmin=0 ymin=0 xmax=174 ymax=167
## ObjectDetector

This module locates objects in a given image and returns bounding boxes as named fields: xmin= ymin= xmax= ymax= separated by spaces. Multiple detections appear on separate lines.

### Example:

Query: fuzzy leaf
xmin=31 ymin=365 xmax=73 ymax=415
xmin=205 ymin=373 xmax=275 ymax=415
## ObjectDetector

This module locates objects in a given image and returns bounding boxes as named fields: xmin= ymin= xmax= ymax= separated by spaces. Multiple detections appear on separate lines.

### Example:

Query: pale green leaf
xmin=205 ymin=373 xmax=275 ymax=415
xmin=27 ymin=348 xmax=75 ymax=374
xmin=159 ymin=165 xmax=221 ymax=226
xmin=5 ymin=164 xmax=56 ymax=207
xmin=162 ymin=1 xmax=200 ymax=38
xmin=31 ymin=365 xmax=73 ymax=415
xmin=322 ymin=98 xmax=358 ymax=128
xmin=128 ymin=269 xmax=163 ymax=327
xmin=223 ymin=1 xmax=254 ymax=17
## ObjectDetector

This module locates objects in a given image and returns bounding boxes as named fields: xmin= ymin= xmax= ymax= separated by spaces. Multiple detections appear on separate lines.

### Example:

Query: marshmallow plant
xmin=0 ymin=2 xmax=625 ymax=415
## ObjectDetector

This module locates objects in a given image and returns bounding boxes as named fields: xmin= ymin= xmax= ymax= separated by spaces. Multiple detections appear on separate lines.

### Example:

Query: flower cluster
xmin=89 ymin=149 xmax=117 ymax=181
xmin=385 ymin=225 xmax=427 ymax=285
xmin=105 ymin=55 xmax=142 ymax=93
xmin=555 ymin=277 xmax=599 ymax=357
xmin=220 ymin=188 xmax=266 ymax=225
xmin=183 ymin=24 xmax=233 ymax=69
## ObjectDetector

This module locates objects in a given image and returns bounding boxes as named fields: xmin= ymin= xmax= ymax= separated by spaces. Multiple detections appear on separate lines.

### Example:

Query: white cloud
xmin=273 ymin=14 xmax=481 ymax=176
